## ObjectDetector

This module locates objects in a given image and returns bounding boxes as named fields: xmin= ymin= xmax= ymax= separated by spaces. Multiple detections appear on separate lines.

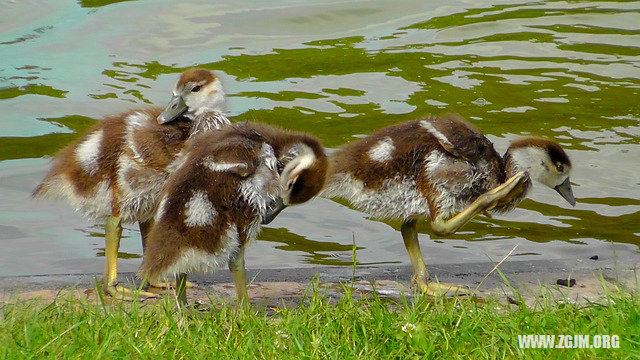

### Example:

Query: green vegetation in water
xmin=0 ymin=284 xmax=637 ymax=358
xmin=92 ymin=32 xmax=639 ymax=150
xmin=77 ymin=0 xmax=137 ymax=8
xmin=0 ymin=85 xmax=67 ymax=100
xmin=0 ymin=115 xmax=98 ymax=161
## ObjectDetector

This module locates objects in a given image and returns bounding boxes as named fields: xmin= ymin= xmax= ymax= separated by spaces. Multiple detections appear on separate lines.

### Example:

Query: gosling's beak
xmin=157 ymin=95 xmax=187 ymax=124
xmin=262 ymin=197 xmax=288 ymax=224
xmin=554 ymin=177 xmax=576 ymax=206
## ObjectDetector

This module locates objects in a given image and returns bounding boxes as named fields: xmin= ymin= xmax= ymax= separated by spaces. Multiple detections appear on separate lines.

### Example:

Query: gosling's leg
xmin=228 ymin=246 xmax=249 ymax=304
xmin=401 ymin=219 xmax=429 ymax=285
xmin=401 ymin=219 xmax=468 ymax=296
xmin=139 ymin=221 xmax=195 ymax=290
xmin=103 ymin=215 xmax=123 ymax=296
xmin=139 ymin=220 xmax=152 ymax=252
xmin=430 ymin=171 xmax=527 ymax=236
xmin=103 ymin=216 xmax=155 ymax=300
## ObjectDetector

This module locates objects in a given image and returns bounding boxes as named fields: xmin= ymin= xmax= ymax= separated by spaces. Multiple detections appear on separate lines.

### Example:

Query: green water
xmin=0 ymin=0 xmax=638 ymax=276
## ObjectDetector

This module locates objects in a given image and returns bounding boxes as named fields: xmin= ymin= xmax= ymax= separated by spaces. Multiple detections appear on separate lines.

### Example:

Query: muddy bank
xmin=1 ymin=259 xmax=637 ymax=307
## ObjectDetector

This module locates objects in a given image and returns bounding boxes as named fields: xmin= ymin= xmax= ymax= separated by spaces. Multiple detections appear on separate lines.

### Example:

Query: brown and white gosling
xmin=321 ymin=113 xmax=576 ymax=295
xmin=138 ymin=121 xmax=328 ymax=304
xmin=33 ymin=69 xmax=230 ymax=299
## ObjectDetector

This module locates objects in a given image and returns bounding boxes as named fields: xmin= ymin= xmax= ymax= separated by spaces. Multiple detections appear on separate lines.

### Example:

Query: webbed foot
xmin=483 ymin=171 xmax=528 ymax=209
xmin=148 ymin=279 xmax=196 ymax=289
xmin=105 ymin=284 xmax=157 ymax=301
xmin=413 ymin=277 xmax=471 ymax=297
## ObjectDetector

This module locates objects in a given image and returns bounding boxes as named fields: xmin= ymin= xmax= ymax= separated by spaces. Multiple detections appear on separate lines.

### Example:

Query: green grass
xmin=0 ymin=283 xmax=638 ymax=359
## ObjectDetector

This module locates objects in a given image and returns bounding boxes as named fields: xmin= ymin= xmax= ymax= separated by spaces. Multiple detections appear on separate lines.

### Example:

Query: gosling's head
xmin=157 ymin=68 xmax=225 ymax=124
xmin=507 ymin=137 xmax=575 ymax=206
xmin=280 ymin=143 xmax=328 ymax=206
xmin=262 ymin=139 xmax=328 ymax=224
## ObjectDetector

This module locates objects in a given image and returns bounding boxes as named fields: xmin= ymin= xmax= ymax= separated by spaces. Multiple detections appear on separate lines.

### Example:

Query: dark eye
xmin=556 ymin=164 xmax=564 ymax=172
xmin=290 ymin=178 xmax=305 ymax=198
xmin=192 ymin=85 xmax=201 ymax=92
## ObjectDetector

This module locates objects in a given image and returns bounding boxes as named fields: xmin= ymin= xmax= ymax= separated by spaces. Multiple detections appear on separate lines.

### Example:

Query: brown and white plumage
xmin=139 ymin=121 xmax=328 ymax=303
xmin=322 ymin=113 xmax=575 ymax=294
xmin=33 ymin=68 xmax=230 ymax=299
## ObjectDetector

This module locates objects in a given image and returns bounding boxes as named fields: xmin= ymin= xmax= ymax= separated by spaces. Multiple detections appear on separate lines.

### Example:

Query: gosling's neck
xmin=189 ymin=109 xmax=230 ymax=136
xmin=492 ymin=149 xmax=534 ymax=213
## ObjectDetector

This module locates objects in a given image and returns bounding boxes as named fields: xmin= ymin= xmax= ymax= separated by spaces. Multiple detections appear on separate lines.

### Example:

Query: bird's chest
xmin=237 ymin=163 xmax=280 ymax=217
xmin=436 ymin=162 xmax=494 ymax=195
xmin=425 ymin=152 xmax=498 ymax=217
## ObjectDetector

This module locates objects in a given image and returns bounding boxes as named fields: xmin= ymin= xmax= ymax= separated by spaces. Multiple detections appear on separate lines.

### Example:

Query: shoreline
xmin=2 ymin=258 xmax=637 ymax=306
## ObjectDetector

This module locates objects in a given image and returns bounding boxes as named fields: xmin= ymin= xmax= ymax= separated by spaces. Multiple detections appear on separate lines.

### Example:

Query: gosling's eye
xmin=192 ymin=85 xmax=201 ymax=92
xmin=556 ymin=164 xmax=564 ymax=172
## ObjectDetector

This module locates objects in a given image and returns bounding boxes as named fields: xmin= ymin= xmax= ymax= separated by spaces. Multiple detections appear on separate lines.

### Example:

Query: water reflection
xmin=259 ymin=227 xmax=400 ymax=266
xmin=90 ymin=33 xmax=638 ymax=148
xmin=0 ymin=26 xmax=54 ymax=46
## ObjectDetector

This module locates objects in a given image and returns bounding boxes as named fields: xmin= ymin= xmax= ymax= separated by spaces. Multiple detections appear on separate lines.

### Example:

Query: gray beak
xmin=262 ymin=197 xmax=288 ymax=224
xmin=554 ymin=177 xmax=576 ymax=206
xmin=157 ymin=95 xmax=188 ymax=124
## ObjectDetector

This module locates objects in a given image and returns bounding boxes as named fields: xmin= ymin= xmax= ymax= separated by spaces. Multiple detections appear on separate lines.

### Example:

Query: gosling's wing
xmin=124 ymin=109 xmax=192 ymax=169
xmin=195 ymin=134 xmax=263 ymax=178
xmin=419 ymin=113 xmax=493 ymax=161
xmin=201 ymin=154 xmax=255 ymax=177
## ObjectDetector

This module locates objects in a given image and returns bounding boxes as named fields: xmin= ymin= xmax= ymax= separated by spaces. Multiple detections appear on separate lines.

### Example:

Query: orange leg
xmin=401 ymin=219 xmax=468 ymax=296
xmin=103 ymin=216 xmax=155 ymax=300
